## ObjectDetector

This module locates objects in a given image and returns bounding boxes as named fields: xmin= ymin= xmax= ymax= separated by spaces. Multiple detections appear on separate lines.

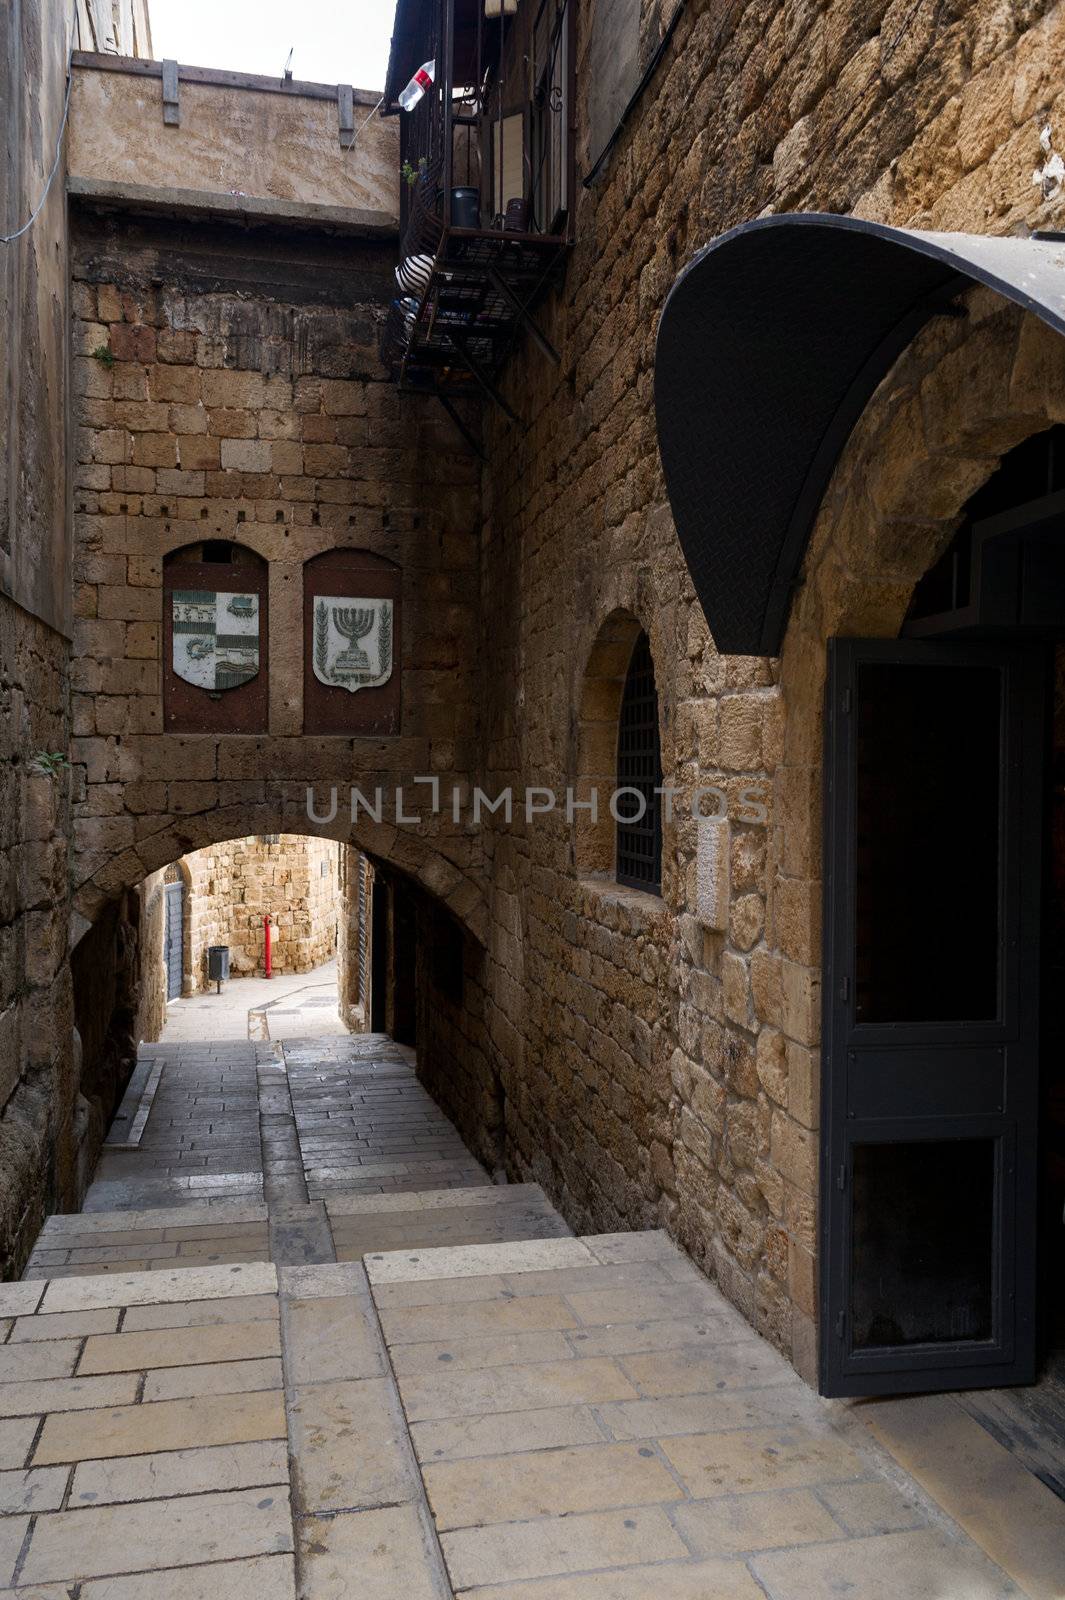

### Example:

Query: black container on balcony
xmin=450 ymin=187 xmax=480 ymax=229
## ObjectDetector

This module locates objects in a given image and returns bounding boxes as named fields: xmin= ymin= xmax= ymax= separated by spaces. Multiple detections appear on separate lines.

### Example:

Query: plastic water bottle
xmin=399 ymin=60 xmax=435 ymax=112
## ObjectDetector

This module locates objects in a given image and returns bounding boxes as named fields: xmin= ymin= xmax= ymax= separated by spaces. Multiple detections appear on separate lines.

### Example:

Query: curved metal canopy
xmin=654 ymin=214 xmax=1065 ymax=656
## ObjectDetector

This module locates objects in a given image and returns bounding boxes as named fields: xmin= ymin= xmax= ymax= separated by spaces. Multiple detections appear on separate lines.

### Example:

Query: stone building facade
xmin=0 ymin=0 xmax=153 ymax=1277
xmin=174 ymin=834 xmax=341 ymax=991
xmin=387 ymin=0 xmax=1065 ymax=1388
xmin=4 ymin=0 xmax=1064 ymax=1401
xmin=65 ymin=160 xmax=482 ymax=937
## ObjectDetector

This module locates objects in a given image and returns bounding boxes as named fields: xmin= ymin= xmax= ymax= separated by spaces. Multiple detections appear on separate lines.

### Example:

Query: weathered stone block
xmin=220 ymin=439 xmax=272 ymax=473
xmin=108 ymin=323 xmax=156 ymax=363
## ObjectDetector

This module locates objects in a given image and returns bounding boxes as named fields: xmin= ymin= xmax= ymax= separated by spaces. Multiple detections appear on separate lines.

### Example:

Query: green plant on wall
xmin=91 ymin=344 xmax=114 ymax=367
xmin=30 ymin=750 xmax=69 ymax=778
xmin=401 ymin=157 xmax=427 ymax=189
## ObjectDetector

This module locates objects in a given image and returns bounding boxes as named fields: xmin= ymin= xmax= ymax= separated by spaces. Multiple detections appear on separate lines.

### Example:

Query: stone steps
xmin=23 ymin=1184 xmax=572 ymax=1279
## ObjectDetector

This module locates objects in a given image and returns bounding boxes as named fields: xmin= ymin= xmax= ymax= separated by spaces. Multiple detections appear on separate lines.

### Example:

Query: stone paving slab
xmin=366 ymin=1230 xmax=1037 ymax=1600
xmin=39 ymin=1201 xmax=269 ymax=1233
xmin=38 ymin=1261 xmax=277 ymax=1313
xmin=34 ymin=1386 xmax=288 ymax=1466
xmin=141 ymin=1354 xmax=283 ymax=1400
xmin=298 ymin=1503 xmax=447 ymax=1600
xmin=283 ymin=1294 xmax=383 ymax=1383
xmin=122 ymin=1292 xmax=279 ymax=1329
xmin=19 ymin=1485 xmax=293 ymax=1585
xmin=365 ymin=1237 xmax=594 ymax=1284
xmin=289 ymin=1375 xmax=411 ymax=1511
xmin=752 ymin=1526 xmax=1027 ymax=1599
xmin=425 ymin=1440 xmax=683 ymax=1530
xmin=0 ymin=1552 xmax=298 ymax=1599
xmin=381 ymin=1293 xmax=580 ymax=1344
xmin=70 ymin=1439 xmax=290 ymax=1505
xmin=453 ymin=1558 xmax=766 ymax=1598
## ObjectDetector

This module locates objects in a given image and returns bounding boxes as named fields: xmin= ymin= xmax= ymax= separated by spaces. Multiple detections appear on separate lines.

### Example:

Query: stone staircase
xmin=0 ymin=1034 xmax=1048 ymax=1599
xmin=24 ymin=1183 xmax=574 ymax=1280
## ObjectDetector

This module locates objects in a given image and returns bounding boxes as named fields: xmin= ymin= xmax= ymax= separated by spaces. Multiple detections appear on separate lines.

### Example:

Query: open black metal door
xmin=820 ymin=638 xmax=1044 ymax=1397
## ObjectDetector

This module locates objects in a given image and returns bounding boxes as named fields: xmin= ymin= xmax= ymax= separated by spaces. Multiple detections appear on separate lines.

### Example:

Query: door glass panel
xmin=851 ymin=1139 xmax=995 ymax=1348
xmin=854 ymin=663 xmax=1001 ymax=1023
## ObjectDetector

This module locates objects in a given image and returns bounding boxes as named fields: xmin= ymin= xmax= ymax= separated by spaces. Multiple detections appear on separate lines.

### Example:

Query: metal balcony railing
xmin=382 ymin=0 xmax=573 ymax=432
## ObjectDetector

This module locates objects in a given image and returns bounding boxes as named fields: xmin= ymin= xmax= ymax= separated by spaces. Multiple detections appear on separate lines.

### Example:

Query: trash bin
xmin=207 ymin=945 xmax=230 ymax=993
xmin=450 ymin=186 xmax=480 ymax=229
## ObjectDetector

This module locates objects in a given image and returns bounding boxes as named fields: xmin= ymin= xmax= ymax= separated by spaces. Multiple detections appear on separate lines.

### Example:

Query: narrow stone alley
xmin=0 ymin=999 xmax=1056 ymax=1596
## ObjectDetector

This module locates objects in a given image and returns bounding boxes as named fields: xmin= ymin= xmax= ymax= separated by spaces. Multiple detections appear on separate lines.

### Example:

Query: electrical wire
xmin=2 ymin=2 xmax=78 ymax=245
xmin=343 ymin=94 xmax=384 ymax=153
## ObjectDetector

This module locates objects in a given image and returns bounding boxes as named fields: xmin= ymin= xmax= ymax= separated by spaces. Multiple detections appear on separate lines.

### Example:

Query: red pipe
xmin=264 ymin=914 xmax=273 ymax=979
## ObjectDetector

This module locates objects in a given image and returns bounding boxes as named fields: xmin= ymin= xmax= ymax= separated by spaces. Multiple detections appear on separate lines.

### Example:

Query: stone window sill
xmin=577 ymin=874 xmax=669 ymax=932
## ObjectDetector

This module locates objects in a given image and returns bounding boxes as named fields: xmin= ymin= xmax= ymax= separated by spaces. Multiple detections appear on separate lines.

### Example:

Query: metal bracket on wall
xmin=162 ymin=60 xmax=180 ymax=126
xmin=436 ymin=392 xmax=486 ymax=461
xmin=487 ymin=268 xmax=561 ymax=366
xmin=446 ymin=332 xmax=520 ymax=424
xmin=338 ymin=85 xmax=354 ymax=143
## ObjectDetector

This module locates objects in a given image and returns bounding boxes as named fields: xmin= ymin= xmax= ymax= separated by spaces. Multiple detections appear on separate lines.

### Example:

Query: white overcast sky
xmin=149 ymin=1 xmax=395 ymax=91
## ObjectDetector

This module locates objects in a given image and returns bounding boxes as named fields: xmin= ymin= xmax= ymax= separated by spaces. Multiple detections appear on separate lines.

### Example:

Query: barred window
xmin=615 ymin=631 xmax=662 ymax=892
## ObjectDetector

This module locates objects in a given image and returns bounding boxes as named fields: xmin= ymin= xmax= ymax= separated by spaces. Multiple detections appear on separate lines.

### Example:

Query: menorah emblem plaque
xmin=313 ymin=596 xmax=394 ymax=693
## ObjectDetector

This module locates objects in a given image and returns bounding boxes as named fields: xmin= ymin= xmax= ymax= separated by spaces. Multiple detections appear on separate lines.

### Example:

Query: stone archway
xmin=72 ymin=797 xmax=489 ymax=947
xmin=777 ymin=296 xmax=1061 ymax=877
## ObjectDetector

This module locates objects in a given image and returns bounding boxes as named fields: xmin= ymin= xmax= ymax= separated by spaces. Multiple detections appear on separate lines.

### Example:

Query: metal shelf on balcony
xmin=383 ymin=223 xmax=569 ymax=433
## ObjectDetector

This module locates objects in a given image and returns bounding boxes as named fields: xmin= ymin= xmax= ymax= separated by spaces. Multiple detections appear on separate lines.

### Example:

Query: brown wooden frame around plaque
xmin=303 ymin=549 xmax=402 ymax=735
xmin=163 ymin=546 xmax=269 ymax=734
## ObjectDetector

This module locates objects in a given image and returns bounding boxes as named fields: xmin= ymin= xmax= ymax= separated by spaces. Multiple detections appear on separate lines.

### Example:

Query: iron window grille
xmin=616 ymin=632 xmax=662 ymax=892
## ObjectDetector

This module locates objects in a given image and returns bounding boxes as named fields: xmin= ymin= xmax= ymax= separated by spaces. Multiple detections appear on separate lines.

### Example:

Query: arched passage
xmin=72 ymin=799 xmax=489 ymax=949
xmin=68 ymin=804 xmax=502 ymax=1208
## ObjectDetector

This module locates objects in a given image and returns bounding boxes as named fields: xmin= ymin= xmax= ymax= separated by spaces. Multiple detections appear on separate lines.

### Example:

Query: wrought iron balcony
xmin=381 ymin=0 xmax=573 ymax=431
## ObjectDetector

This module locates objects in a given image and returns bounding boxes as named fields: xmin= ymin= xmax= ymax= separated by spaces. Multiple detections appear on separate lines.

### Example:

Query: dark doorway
xmin=391 ymin=878 xmax=418 ymax=1048
xmin=821 ymin=429 xmax=1065 ymax=1438
xmin=164 ymin=879 xmax=184 ymax=1002
xmin=820 ymin=639 xmax=1044 ymax=1398
xmin=371 ymin=875 xmax=389 ymax=1034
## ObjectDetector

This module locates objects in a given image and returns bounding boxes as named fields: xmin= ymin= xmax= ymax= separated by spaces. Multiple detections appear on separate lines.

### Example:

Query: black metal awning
xmin=654 ymin=214 xmax=1065 ymax=656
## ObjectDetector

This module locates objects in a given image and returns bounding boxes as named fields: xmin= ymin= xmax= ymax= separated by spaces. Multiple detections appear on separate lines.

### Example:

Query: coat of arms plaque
xmin=312 ymin=596 xmax=394 ymax=692
xmin=171 ymin=590 xmax=260 ymax=691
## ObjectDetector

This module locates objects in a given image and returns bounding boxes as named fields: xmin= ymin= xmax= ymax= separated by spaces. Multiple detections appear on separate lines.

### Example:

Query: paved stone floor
xmin=5 ymin=1026 xmax=1064 ymax=1597
xmin=161 ymin=961 xmax=346 ymax=1044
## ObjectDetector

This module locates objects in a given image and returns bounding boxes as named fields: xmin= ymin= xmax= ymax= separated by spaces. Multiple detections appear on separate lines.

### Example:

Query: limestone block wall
xmin=68 ymin=62 xmax=395 ymax=228
xmin=0 ymin=0 xmax=81 ymax=1275
xmin=179 ymin=834 xmax=340 ymax=990
xmin=338 ymin=848 xmax=372 ymax=1031
xmin=432 ymin=0 xmax=1065 ymax=1385
xmin=67 ymin=201 xmax=485 ymax=940
xmin=71 ymin=867 xmax=167 ymax=1187
xmin=136 ymin=868 xmax=167 ymax=1039
xmin=416 ymin=896 xmax=500 ymax=1176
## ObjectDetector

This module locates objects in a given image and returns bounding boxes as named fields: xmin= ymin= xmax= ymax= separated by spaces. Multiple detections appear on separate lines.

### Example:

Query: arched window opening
xmin=615 ymin=631 xmax=662 ymax=892
xmin=906 ymin=424 xmax=1065 ymax=632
